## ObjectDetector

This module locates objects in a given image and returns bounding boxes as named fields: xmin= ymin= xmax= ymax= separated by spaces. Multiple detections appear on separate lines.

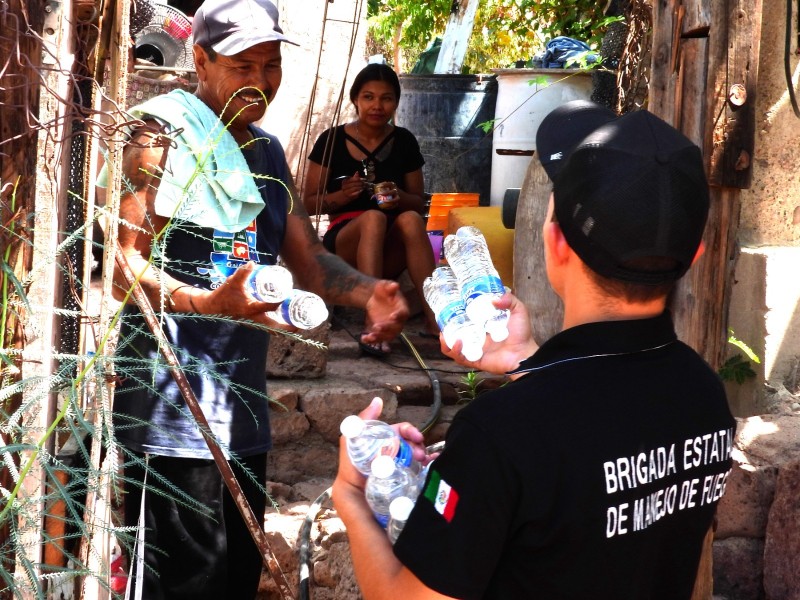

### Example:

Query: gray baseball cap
xmin=193 ymin=0 xmax=299 ymax=55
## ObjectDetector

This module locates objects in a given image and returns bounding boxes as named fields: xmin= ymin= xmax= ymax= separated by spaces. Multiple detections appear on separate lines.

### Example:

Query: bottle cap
xmin=371 ymin=455 xmax=396 ymax=478
xmin=461 ymin=342 xmax=483 ymax=363
xmin=485 ymin=319 xmax=509 ymax=343
xmin=340 ymin=415 xmax=365 ymax=438
xmin=251 ymin=264 xmax=293 ymax=302
xmin=389 ymin=496 xmax=415 ymax=520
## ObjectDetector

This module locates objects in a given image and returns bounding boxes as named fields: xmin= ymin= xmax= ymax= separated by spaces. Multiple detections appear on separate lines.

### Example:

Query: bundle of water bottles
xmin=340 ymin=414 xmax=427 ymax=543
xmin=423 ymin=225 xmax=510 ymax=361
xmin=246 ymin=264 xmax=328 ymax=329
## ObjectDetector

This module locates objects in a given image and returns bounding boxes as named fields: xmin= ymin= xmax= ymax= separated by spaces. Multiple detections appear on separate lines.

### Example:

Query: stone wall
xmin=258 ymin=386 xmax=462 ymax=600
xmin=259 ymin=378 xmax=800 ymax=600
xmin=714 ymin=397 xmax=800 ymax=600
xmin=727 ymin=1 xmax=800 ymax=417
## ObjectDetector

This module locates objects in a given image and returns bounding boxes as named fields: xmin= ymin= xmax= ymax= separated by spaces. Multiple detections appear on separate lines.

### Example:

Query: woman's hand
xmin=341 ymin=171 xmax=368 ymax=200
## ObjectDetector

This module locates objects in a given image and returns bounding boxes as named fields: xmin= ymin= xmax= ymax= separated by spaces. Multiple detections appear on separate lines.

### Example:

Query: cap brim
xmin=536 ymin=100 xmax=617 ymax=180
xmin=211 ymin=32 xmax=299 ymax=55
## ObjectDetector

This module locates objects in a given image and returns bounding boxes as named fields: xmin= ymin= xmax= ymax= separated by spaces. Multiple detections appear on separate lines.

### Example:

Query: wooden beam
xmin=649 ymin=6 xmax=750 ymax=598
xmin=649 ymin=0 xmax=681 ymax=123
xmin=16 ymin=0 xmax=74 ymax=595
xmin=673 ymin=187 xmax=741 ymax=370
xmin=512 ymin=157 xmax=563 ymax=345
xmin=705 ymin=0 xmax=763 ymax=189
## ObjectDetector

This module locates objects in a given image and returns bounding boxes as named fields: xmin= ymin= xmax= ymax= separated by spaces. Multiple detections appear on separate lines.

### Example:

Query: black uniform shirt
xmin=395 ymin=312 xmax=736 ymax=600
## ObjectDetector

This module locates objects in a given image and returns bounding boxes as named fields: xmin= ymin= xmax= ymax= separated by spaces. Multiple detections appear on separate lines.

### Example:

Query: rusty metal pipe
xmin=114 ymin=247 xmax=295 ymax=600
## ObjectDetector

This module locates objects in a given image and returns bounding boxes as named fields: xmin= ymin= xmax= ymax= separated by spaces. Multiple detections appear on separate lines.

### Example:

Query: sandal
xmin=358 ymin=333 xmax=391 ymax=359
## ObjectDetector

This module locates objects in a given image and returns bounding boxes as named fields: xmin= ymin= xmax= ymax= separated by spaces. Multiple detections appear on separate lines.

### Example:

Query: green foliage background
xmin=367 ymin=0 xmax=619 ymax=73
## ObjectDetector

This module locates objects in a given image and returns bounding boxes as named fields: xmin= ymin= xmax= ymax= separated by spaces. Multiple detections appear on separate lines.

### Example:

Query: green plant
xmin=519 ymin=0 xmax=623 ymax=49
xmin=718 ymin=330 xmax=760 ymax=384
xmin=367 ymin=0 xmax=622 ymax=73
xmin=457 ymin=370 xmax=483 ymax=405
xmin=0 ymin=89 xmax=318 ymax=597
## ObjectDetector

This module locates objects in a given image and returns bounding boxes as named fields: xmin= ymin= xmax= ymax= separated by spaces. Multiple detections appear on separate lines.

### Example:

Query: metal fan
xmin=133 ymin=2 xmax=194 ymax=71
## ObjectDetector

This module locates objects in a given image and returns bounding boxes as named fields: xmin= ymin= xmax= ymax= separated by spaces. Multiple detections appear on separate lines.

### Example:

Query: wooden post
xmin=0 ymin=4 xmax=43 ymax=600
xmin=512 ymin=158 xmax=563 ymax=345
xmin=13 ymin=0 xmax=74 ymax=596
xmin=649 ymin=1 xmax=762 ymax=598
xmin=434 ymin=0 xmax=480 ymax=74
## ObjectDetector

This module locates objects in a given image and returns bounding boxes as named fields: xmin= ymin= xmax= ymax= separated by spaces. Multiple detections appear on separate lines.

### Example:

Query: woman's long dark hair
xmin=349 ymin=63 xmax=401 ymax=106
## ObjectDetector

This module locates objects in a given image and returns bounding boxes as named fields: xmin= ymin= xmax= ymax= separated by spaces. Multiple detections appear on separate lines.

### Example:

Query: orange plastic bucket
xmin=426 ymin=192 xmax=480 ymax=232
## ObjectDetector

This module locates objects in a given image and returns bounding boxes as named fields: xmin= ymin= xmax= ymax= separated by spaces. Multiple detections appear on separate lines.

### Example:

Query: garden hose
xmin=786 ymin=0 xmax=800 ymax=117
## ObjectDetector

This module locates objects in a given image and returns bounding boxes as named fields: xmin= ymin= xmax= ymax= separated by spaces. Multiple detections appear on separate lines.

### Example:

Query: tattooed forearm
xmin=315 ymin=253 xmax=369 ymax=298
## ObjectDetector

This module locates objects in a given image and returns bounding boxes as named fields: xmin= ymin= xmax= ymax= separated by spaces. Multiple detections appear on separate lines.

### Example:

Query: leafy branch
xmin=718 ymin=330 xmax=760 ymax=384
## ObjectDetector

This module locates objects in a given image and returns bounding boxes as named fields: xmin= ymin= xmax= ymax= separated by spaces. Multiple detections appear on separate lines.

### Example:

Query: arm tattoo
xmin=315 ymin=253 xmax=365 ymax=296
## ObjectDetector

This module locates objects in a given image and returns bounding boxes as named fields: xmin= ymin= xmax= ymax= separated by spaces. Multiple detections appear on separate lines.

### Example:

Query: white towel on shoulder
xmin=128 ymin=89 xmax=265 ymax=232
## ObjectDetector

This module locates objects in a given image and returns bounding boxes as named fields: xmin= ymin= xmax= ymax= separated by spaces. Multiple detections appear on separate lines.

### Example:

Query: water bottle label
xmin=379 ymin=438 xmax=414 ymax=469
xmin=279 ymin=297 xmax=293 ymax=323
xmin=435 ymin=300 xmax=467 ymax=329
xmin=374 ymin=513 xmax=390 ymax=528
xmin=461 ymin=274 xmax=504 ymax=303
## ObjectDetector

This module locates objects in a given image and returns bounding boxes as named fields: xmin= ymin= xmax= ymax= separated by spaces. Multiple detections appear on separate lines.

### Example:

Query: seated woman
xmin=304 ymin=63 xmax=438 ymax=357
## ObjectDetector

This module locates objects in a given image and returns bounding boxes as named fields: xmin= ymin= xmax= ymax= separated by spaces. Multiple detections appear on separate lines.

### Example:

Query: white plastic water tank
xmin=489 ymin=69 xmax=593 ymax=206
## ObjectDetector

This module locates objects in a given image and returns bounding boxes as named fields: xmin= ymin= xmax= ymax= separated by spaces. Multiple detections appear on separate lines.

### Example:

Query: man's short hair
xmin=537 ymin=103 xmax=710 ymax=288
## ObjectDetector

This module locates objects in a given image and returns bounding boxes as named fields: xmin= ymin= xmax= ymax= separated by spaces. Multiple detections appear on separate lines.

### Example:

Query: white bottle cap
xmin=461 ymin=342 xmax=483 ymax=363
xmin=340 ymin=415 xmax=365 ymax=438
xmin=486 ymin=320 xmax=509 ymax=343
xmin=253 ymin=265 xmax=293 ymax=303
xmin=389 ymin=496 xmax=415 ymax=521
xmin=371 ymin=455 xmax=396 ymax=478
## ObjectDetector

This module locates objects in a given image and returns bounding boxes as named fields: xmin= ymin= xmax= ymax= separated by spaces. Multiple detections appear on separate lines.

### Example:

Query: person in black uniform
xmin=332 ymin=102 xmax=736 ymax=600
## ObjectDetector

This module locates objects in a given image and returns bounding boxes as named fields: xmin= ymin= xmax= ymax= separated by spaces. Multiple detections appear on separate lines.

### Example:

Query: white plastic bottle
xmin=246 ymin=264 xmax=293 ymax=303
xmin=365 ymin=455 xmax=416 ymax=528
xmin=387 ymin=496 xmax=415 ymax=544
xmin=266 ymin=289 xmax=328 ymax=329
xmin=443 ymin=226 xmax=510 ymax=342
xmin=340 ymin=415 xmax=420 ymax=476
xmin=422 ymin=266 xmax=484 ymax=362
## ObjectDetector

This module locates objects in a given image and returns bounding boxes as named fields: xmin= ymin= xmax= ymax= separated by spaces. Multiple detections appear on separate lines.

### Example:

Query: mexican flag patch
xmin=423 ymin=468 xmax=459 ymax=522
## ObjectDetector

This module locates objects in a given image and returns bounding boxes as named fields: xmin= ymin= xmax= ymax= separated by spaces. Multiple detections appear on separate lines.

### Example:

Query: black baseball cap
xmin=537 ymin=104 xmax=710 ymax=284
xmin=536 ymin=100 xmax=616 ymax=179
xmin=193 ymin=0 xmax=298 ymax=55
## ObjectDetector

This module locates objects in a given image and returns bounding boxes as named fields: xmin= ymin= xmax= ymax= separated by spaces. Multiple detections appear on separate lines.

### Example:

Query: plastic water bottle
xmin=387 ymin=496 xmax=415 ymax=544
xmin=266 ymin=289 xmax=328 ymax=329
xmin=365 ymin=455 xmax=416 ymax=528
xmin=340 ymin=415 xmax=420 ymax=476
xmin=443 ymin=226 xmax=510 ymax=342
xmin=423 ymin=266 xmax=484 ymax=362
xmin=246 ymin=264 xmax=293 ymax=303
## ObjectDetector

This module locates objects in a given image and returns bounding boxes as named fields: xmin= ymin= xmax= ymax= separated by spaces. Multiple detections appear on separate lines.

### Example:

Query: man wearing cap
xmin=107 ymin=0 xmax=408 ymax=598
xmin=332 ymin=103 xmax=736 ymax=599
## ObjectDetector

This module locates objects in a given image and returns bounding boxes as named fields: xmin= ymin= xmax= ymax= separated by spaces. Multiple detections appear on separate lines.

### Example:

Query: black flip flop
xmin=358 ymin=334 xmax=390 ymax=359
